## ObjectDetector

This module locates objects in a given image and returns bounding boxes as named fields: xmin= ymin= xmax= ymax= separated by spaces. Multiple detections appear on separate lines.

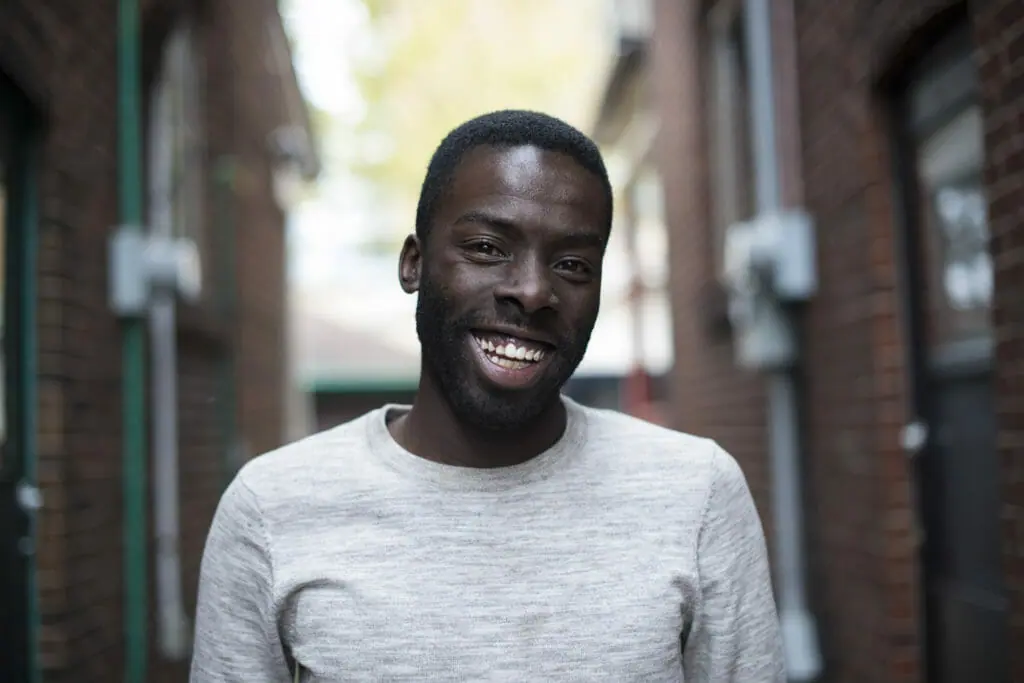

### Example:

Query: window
xmin=150 ymin=22 xmax=204 ymax=249
xmin=917 ymin=108 xmax=989 ymax=345
xmin=904 ymin=37 xmax=990 ymax=358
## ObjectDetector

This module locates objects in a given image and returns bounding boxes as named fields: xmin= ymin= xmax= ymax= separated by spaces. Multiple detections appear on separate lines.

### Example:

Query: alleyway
xmin=1 ymin=1 xmax=1022 ymax=682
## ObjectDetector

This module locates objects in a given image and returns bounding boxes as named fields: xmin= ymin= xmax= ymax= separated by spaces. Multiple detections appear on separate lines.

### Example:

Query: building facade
xmin=0 ymin=1 xmax=317 ymax=681
xmin=597 ymin=0 xmax=1023 ymax=681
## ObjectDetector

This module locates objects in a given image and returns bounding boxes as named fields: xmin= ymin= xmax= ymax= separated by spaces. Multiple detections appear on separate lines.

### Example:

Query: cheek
xmin=565 ymin=291 xmax=602 ymax=332
xmin=447 ymin=264 xmax=504 ymax=300
xmin=580 ymin=283 xmax=602 ymax=314
xmin=424 ymin=260 xmax=470 ymax=299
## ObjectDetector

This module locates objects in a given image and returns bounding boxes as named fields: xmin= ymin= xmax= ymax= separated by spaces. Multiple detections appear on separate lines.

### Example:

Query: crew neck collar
xmin=365 ymin=395 xmax=588 ymax=492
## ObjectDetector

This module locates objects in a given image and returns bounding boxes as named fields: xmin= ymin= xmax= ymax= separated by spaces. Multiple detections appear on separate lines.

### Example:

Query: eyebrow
xmin=453 ymin=210 xmax=606 ymax=250
xmin=556 ymin=231 xmax=607 ymax=251
xmin=453 ymin=210 xmax=518 ymax=232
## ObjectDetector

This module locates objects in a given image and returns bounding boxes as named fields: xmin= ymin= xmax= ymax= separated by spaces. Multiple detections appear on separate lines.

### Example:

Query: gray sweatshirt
xmin=189 ymin=397 xmax=785 ymax=682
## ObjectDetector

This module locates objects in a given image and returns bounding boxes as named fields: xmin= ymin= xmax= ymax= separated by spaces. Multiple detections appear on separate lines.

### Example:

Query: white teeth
xmin=487 ymin=354 xmax=528 ymax=369
xmin=474 ymin=335 xmax=547 ymax=364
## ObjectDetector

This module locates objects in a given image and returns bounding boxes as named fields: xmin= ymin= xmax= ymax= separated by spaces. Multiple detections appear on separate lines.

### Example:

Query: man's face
xmin=400 ymin=144 xmax=609 ymax=432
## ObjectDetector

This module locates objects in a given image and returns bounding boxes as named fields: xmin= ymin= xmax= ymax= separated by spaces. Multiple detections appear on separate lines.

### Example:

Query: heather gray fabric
xmin=189 ymin=397 xmax=785 ymax=682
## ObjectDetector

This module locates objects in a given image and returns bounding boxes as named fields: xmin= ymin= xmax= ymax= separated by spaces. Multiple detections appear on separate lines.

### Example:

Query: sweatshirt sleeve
xmin=681 ymin=444 xmax=786 ymax=682
xmin=190 ymin=473 xmax=292 ymax=683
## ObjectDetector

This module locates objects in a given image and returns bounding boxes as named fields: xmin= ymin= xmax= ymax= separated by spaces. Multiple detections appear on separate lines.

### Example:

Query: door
xmin=0 ymin=74 xmax=36 ymax=683
xmin=894 ymin=29 xmax=1009 ymax=683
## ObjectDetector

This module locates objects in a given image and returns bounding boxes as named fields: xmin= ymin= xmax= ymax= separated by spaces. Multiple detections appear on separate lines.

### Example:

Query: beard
xmin=414 ymin=266 xmax=593 ymax=433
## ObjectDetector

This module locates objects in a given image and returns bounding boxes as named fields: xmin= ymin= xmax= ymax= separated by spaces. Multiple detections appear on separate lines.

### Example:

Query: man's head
xmin=399 ymin=110 xmax=613 ymax=433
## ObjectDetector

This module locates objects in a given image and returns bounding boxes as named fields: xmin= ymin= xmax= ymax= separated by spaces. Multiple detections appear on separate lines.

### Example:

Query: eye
xmin=555 ymin=258 xmax=594 ymax=280
xmin=464 ymin=240 xmax=507 ymax=260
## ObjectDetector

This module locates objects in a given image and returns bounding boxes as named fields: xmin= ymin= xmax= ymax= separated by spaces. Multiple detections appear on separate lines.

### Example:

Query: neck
xmin=391 ymin=371 xmax=567 ymax=469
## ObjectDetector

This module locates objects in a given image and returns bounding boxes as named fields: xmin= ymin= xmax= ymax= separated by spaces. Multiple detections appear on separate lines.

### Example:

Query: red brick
xmin=0 ymin=0 xmax=301 ymax=681
xmin=647 ymin=0 xmax=1024 ymax=681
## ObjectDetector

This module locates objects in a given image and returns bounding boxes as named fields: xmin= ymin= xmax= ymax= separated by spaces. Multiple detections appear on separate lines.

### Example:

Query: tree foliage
xmin=348 ymin=0 xmax=608 ymax=240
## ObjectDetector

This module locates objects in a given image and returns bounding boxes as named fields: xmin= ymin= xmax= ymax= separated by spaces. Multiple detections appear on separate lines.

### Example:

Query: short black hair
xmin=414 ymin=109 xmax=613 ymax=240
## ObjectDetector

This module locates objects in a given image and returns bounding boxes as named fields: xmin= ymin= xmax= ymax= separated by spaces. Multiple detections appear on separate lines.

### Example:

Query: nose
xmin=493 ymin=255 xmax=556 ymax=314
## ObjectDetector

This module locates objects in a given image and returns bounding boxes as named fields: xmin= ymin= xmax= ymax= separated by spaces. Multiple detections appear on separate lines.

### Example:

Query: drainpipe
xmin=147 ymin=69 xmax=191 ymax=660
xmin=116 ymin=0 xmax=148 ymax=680
xmin=20 ymin=125 xmax=42 ymax=683
xmin=742 ymin=0 xmax=822 ymax=680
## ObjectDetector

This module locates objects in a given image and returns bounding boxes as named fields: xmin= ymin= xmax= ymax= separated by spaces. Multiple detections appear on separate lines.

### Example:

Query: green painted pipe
xmin=118 ymin=0 xmax=148 ymax=680
xmin=214 ymin=158 xmax=239 ymax=489
xmin=22 ymin=126 xmax=42 ymax=683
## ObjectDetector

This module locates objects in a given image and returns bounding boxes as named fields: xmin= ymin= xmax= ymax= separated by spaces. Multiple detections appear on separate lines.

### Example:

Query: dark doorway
xmin=0 ymin=72 xmax=36 ymax=683
xmin=892 ymin=28 xmax=1009 ymax=683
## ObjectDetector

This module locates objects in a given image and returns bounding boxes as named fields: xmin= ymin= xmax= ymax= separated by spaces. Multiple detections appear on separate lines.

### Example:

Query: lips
xmin=468 ymin=331 xmax=554 ymax=390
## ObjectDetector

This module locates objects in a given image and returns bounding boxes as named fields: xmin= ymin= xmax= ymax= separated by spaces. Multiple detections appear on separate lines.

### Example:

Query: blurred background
xmin=0 ymin=0 xmax=1020 ymax=682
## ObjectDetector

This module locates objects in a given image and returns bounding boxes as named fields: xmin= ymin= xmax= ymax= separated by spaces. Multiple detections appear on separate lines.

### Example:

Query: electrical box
xmin=109 ymin=226 xmax=203 ymax=317
xmin=722 ymin=209 xmax=816 ymax=370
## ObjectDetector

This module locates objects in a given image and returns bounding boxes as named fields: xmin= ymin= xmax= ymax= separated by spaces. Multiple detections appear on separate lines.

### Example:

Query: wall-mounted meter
xmin=721 ymin=209 xmax=816 ymax=370
xmin=108 ymin=227 xmax=203 ymax=317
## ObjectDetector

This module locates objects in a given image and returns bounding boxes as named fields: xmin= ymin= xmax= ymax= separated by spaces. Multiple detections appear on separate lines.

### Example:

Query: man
xmin=190 ymin=110 xmax=785 ymax=682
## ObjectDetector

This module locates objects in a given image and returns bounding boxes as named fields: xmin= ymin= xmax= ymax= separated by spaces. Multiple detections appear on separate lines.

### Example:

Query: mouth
xmin=468 ymin=330 xmax=555 ymax=390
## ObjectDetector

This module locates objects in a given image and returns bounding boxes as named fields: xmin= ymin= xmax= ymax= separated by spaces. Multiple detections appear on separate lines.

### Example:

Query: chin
xmin=450 ymin=384 xmax=558 ymax=433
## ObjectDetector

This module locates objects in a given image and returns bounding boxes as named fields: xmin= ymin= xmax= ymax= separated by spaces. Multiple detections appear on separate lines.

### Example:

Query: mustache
xmin=454 ymin=310 xmax=567 ymax=343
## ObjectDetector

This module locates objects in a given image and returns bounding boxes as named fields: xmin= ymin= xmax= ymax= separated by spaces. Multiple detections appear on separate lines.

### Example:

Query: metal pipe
xmin=20 ymin=124 xmax=42 ymax=683
xmin=148 ymin=65 xmax=190 ymax=660
xmin=150 ymin=297 xmax=189 ymax=658
xmin=765 ymin=371 xmax=820 ymax=680
xmin=743 ymin=0 xmax=822 ymax=680
xmin=117 ymin=0 xmax=148 ymax=679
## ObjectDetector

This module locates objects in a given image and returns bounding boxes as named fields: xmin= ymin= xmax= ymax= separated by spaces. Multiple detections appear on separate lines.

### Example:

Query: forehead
xmin=437 ymin=145 xmax=609 ymax=234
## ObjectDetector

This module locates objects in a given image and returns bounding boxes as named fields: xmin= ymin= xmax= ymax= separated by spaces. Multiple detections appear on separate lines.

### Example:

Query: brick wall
xmin=0 ymin=2 xmax=126 ymax=679
xmin=651 ymin=0 xmax=1021 ymax=682
xmin=151 ymin=1 xmax=293 ymax=680
xmin=0 ymin=0 xmax=295 ymax=680
xmin=975 ymin=0 xmax=1024 ymax=679
xmin=790 ymin=2 xmax=970 ymax=680
xmin=211 ymin=0 xmax=289 ymax=460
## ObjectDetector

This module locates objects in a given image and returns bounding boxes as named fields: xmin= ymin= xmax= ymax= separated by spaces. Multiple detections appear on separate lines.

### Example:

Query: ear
xmin=398 ymin=234 xmax=422 ymax=294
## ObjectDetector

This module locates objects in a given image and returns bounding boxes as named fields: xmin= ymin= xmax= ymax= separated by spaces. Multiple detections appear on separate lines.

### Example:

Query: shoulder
xmin=574 ymin=399 xmax=727 ymax=471
xmin=227 ymin=409 xmax=384 ymax=513
xmin=569 ymin=400 xmax=758 ymax=540
xmin=571 ymin=399 xmax=748 ymax=502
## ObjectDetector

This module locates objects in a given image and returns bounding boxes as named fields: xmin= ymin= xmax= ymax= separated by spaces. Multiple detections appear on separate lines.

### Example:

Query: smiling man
xmin=190 ymin=110 xmax=785 ymax=682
